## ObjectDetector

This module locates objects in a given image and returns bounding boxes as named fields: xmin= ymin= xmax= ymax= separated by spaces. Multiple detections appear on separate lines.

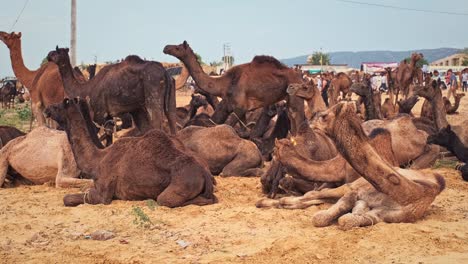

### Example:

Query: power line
xmin=9 ymin=0 xmax=30 ymax=31
xmin=336 ymin=0 xmax=468 ymax=16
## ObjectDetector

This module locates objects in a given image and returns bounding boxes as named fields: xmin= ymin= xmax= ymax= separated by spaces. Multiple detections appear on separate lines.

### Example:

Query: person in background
xmin=462 ymin=68 xmax=468 ymax=92
xmin=446 ymin=69 xmax=458 ymax=100
xmin=379 ymin=71 xmax=388 ymax=92
xmin=321 ymin=73 xmax=330 ymax=107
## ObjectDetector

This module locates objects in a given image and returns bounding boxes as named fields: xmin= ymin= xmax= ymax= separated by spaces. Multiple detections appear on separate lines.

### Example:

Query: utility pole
xmin=223 ymin=43 xmax=232 ymax=71
xmin=70 ymin=0 xmax=77 ymax=66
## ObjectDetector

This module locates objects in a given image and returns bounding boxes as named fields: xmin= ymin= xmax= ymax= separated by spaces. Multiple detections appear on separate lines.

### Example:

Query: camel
xmin=0 ymin=31 xmax=86 ymax=125
xmin=45 ymin=98 xmax=216 ymax=207
xmin=445 ymin=93 xmax=465 ymax=114
xmin=176 ymin=94 xmax=214 ymax=129
xmin=381 ymin=98 xmax=397 ymax=118
xmin=286 ymin=83 xmax=328 ymax=118
xmin=257 ymin=102 xmax=445 ymax=230
xmin=0 ymin=81 xmax=16 ymax=109
xmin=394 ymin=53 xmax=424 ymax=101
xmin=163 ymin=41 xmax=311 ymax=135
xmin=349 ymin=80 xmax=383 ymax=120
xmin=327 ymin=72 xmax=353 ymax=106
xmin=177 ymin=125 xmax=263 ymax=176
xmin=0 ymin=126 xmax=25 ymax=149
xmin=48 ymin=47 xmax=177 ymax=135
xmin=175 ymin=65 xmax=190 ymax=90
xmin=427 ymin=126 xmax=468 ymax=181
xmin=0 ymin=126 xmax=93 ymax=188
xmin=87 ymin=64 xmax=97 ymax=79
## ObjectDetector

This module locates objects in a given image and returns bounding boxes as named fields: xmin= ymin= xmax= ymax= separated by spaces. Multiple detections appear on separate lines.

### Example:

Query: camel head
xmin=455 ymin=93 xmax=466 ymax=100
xmin=312 ymin=102 xmax=363 ymax=140
xmin=411 ymin=52 xmax=424 ymax=62
xmin=413 ymin=79 xmax=439 ymax=100
xmin=47 ymin=46 xmax=70 ymax=69
xmin=350 ymin=82 xmax=370 ymax=97
xmin=45 ymin=98 xmax=83 ymax=129
xmin=163 ymin=41 xmax=193 ymax=60
xmin=286 ymin=83 xmax=316 ymax=100
xmin=397 ymin=95 xmax=419 ymax=113
xmin=190 ymin=94 xmax=208 ymax=109
xmin=427 ymin=125 xmax=453 ymax=146
xmin=0 ymin=31 xmax=21 ymax=48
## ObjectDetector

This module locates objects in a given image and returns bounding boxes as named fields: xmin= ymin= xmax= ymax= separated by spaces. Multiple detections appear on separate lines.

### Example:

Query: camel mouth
xmin=163 ymin=45 xmax=172 ymax=54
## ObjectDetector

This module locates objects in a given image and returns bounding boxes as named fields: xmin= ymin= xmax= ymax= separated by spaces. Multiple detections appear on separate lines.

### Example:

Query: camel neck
xmin=446 ymin=133 xmax=468 ymax=161
xmin=182 ymin=53 xmax=227 ymax=97
xmin=331 ymin=116 xmax=426 ymax=205
xmin=56 ymin=60 xmax=90 ymax=98
xmin=65 ymin=107 xmax=103 ymax=175
xmin=430 ymin=93 xmax=449 ymax=130
xmin=8 ymin=41 xmax=37 ymax=88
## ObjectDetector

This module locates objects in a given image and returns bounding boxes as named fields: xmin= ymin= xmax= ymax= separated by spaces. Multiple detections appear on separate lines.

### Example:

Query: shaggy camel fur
xmin=0 ymin=32 xmax=86 ymax=126
xmin=48 ymin=47 xmax=177 ymax=135
xmin=427 ymin=126 xmax=468 ymax=181
xmin=257 ymin=102 xmax=445 ymax=230
xmin=0 ymin=126 xmax=25 ymax=149
xmin=0 ymin=127 xmax=92 ymax=188
xmin=395 ymin=53 xmax=424 ymax=100
xmin=164 ymin=41 xmax=313 ymax=135
xmin=177 ymin=125 xmax=263 ymax=176
xmin=45 ymin=98 xmax=216 ymax=207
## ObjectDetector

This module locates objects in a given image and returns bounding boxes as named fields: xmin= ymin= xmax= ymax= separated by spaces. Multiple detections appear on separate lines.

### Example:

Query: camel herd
xmin=0 ymin=31 xmax=467 ymax=230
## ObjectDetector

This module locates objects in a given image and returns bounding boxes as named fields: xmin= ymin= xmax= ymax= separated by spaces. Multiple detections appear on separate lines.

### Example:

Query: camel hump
xmin=124 ymin=55 xmax=145 ymax=64
xmin=252 ymin=55 xmax=287 ymax=69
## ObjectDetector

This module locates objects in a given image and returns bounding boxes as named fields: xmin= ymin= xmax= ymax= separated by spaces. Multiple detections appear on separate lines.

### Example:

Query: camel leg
xmin=312 ymin=191 xmax=358 ymax=227
xmin=32 ymin=102 xmax=46 ymax=126
xmin=249 ymin=106 xmax=272 ymax=139
xmin=157 ymin=183 xmax=200 ymax=208
xmin=287 ymin=94 xmax=306 ymax=136
xmin=408 ymin=144 xmax=440 ymax=169
xmin=279 ymin=177 xmax=336 ymax=196
xmin=132 ymin=108 xmax=152 ymax=135
xmin=220 ymin=142 xmax=262 ymax=177
xmin=278 ymin=184 xmax=352 ymax=209
xmin=260 ymin=158 xmax=281 ymax=194
xmin=337 ymin=211 xmax=379 ymax=230
xmin=63 ymin=178 xmax=115 ymax=206
xmin=164 ymin=83 xmax=177 ymax=135
xmin=211 ymin=99 xmax=234 ymax=124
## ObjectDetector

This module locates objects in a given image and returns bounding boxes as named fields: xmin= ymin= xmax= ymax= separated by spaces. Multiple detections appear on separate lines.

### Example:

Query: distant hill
xmin=281 ymin=48 xmax=461 ymax=68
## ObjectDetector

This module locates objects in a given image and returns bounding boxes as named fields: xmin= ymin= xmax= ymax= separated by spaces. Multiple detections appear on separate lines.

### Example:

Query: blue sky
xmin=0 ymin=0 xmax=467 ymax=76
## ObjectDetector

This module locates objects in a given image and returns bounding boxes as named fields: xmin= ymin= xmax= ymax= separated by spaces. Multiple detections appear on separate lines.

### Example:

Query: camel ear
xmin=15 ymin=32 xmax=21 ymax=38
xmin=56 ymin=45 xmax=59 ymax=51
xmin=183 ymin=40 xmax=188 ymax=49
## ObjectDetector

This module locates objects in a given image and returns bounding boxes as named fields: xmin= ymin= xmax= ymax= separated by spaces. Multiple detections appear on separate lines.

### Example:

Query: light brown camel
xmin=328 ymin=72 xmax=353 ymax=106
xmin=286 ymin=82 xmax=327 ymax=118
xmin=257 ymin=102 xmax=445 ymax=230
xmin=394 ymin=53 xmax=424 ymax=101
xmin=177 ymin=125 xmax=263 ymax=176
xmin=163 ymin=41 xmax=306 ymax=135
xmin=381 ymin=98 xmax=397 ymax=118
xmin=0 ymin=32 xmax=85 ymax=126
xmin=45 ymin=98 xmax=216 ymax=207
xmin=0 ymin=127 xmax=92 ymax=188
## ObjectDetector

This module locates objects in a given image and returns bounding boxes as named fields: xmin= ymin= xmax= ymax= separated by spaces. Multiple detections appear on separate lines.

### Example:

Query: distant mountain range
xmin=281 ymin=48 xmax=461 ymax=68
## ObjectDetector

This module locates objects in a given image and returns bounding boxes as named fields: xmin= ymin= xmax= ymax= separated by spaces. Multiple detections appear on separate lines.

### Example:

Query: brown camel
xmin=0 ymin=127 xmax=92 ymax=188
xmin=257 ymin=102 xmax=445 ymax=230
xmin=381 ymin=98 xmax=397 ymax=118
xmin=47 ymin=47 xmax=177 ymax=135
xmin=177 ymin=125 xmax=263 ymax=176
xmin=445 ymin=93 xmax=465 ymax=114
xmin=0 ymin=126 xmax=25 ymax=149
xmin=163 ymin=41 xmax=306 ymax=135
xmin=0 ymin=32 xmax=85 ymax=125
xmin=175 ymin=65 xmax=190 ymax=90
xmin=286 ymin=83 xmax=327 ymax=118
xmin=0 ymin=81 xmax=16 ymax=109
xmin=45 ymin=98 xmax=216 ymax=207
xmin=420 ymin=93 xmax=465 ymax=120
xmin=394 ymin=53 xmax=424 ymax=101
xmin=327 ymin=72 xmax=353 ymax=106
xmin=349 ymin=79 xmax=383 ymax=120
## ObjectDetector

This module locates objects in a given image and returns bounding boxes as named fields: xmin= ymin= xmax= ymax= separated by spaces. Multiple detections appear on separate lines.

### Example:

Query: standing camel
xmin=163 ymin=41 xmax=319 ymax=135
xmin=0 ymin=31 xmax=85 ymax=126
xmin=48 ymin=47 xmax=177 ymax=135
xmin=327 ymin=72 xmax=353 ymax=106
xmin=394 ymin=53 xmax=424 ymax=101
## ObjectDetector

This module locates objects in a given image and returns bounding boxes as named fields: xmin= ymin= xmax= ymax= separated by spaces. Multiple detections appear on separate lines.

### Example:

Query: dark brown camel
xmin=47 ymin=47 xmax=177 ymax=135
xmin=0 ymin=81 xmax=17 ymax=109
xmin=45 ymin=98 xmax=216 ymax=207
xmin=0 ymin=126 xmax=25 ymax=149
xmin=87 ymin=64 xmax=97 ymax=79
xmin=349 ymin=79 xmax=383 ymax=120
xmin=163 ymin=41 xmax=307 ymax=135
xmin=257 ymin=102 xmax=445 ymax=230
xmin=177 ymin=125 xmax=263 ymax=176
xmin=394 ymin=53 xmax=424 ymax=101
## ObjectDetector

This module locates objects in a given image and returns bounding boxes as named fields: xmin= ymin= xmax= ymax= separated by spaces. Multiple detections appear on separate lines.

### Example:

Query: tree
xmin=307 ymin=52 xmax=330 ymax=65
xmin=195 ymin=53 xmax=204 ymax=65
xmin=41 ymin=57 xmax=48 ymax=66
xmin=404 ymin=57 xmax=428 ymax=68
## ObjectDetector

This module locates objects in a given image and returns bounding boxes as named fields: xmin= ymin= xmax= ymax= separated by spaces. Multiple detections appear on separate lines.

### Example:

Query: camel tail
xmin=163 ymin=71 xmax=177 ymax=134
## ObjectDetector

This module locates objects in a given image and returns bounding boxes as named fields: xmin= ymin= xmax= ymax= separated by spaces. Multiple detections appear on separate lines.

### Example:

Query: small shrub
xmin=132 ymin=206 xmax=152 ymax=228
xmin=146 ymin=199 xmax=157 ymax=211
xmin=16 ymin=106 xmax=31 ymax=121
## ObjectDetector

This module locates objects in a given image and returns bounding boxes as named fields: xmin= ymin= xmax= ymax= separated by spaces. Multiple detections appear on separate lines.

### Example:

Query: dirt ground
xmin=1 ymin=92 xmax=467 ymax=263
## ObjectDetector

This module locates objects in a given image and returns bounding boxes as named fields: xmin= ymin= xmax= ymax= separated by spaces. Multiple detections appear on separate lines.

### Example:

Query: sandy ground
xmin=1 ymin=92 xmax=467 ymax=263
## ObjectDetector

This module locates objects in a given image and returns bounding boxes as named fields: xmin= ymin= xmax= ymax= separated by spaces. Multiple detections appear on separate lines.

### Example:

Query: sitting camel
xmin=45 ymin=98 xmax=216 ymax=207
xmin=0 ymin=127 xmax=92 ymax=188
xmin=427 ymin=126 xmax=468 ymax=181
xmin=257 ymin=102 xmax=445 ymax=230
xmin=177 ymin=125 xmax=263 ymax=176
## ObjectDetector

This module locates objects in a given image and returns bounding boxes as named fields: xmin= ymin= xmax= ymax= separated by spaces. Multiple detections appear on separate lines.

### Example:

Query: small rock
xmin=176 ymin=240 xmax=191 ymax=249
xmin=24 ymin=224 xmax=31 ymax=230
xmin=89 ymin=230 xmax=115 ymax=241
xmin=26 ymin=232 xmax=49 ymax=247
